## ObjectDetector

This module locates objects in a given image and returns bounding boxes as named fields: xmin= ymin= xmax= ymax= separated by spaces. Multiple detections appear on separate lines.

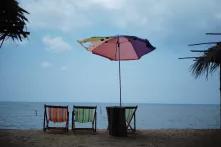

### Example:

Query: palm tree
xmin=191 ymin=43 xmax=221 ymax=128
xmin=0 ymin=0 xmax=29 ymax=47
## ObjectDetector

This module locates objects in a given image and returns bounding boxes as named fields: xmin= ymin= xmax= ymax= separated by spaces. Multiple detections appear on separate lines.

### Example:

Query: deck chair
xmin=125 ymin=106 xmax=137 ymax=133
xmin=72 ymin=106 xmax=97 ymax=133
xmin=43 ymin=105 xmax=69 ymax=132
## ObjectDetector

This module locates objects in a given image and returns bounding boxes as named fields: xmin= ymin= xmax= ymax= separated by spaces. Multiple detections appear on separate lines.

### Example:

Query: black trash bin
xmin=106 ymin=106 xmax=127 ymax=137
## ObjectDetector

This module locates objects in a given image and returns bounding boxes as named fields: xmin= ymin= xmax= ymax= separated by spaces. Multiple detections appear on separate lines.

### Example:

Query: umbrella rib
xmin=77 ymin=40 xmax=88 ymax=50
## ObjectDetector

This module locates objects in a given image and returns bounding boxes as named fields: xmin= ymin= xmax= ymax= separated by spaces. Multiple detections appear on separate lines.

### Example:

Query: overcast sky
xmin=0 ymin=0 xmax=221 ymax=104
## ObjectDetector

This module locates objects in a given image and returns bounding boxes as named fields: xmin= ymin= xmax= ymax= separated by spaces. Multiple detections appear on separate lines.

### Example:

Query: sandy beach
xmin=0 ymin=129 xmax=221 ymax=147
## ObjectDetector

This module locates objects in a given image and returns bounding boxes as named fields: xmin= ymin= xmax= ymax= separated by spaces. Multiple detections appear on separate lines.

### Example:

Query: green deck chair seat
xmin=72 ymin=106 xmax=97 ymax=133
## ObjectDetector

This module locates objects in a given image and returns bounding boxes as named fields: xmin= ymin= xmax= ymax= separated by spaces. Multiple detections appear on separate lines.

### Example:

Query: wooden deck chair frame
xmin=43 ymin=105 xmax=69 ymax=132
xmin=72 ymin=106 xmax=97 ymax=133
xmin=125 ymin=106 xmax=137 ymax=133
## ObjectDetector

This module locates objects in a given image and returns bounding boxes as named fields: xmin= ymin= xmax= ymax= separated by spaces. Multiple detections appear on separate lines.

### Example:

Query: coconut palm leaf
xmin=191 ymin=44 xmax=221 ymax=78
xmin=0 ymin=0 xmax=29 ymax=47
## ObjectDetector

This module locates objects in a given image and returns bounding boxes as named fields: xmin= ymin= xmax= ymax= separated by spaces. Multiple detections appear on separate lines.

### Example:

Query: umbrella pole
xmin=220 ymin=65 xmax=221 ymax=129
xmin=119 ymin=52 xmax=122 ymax=107
xmin=117 ymin=36 xmax=122 ymax=107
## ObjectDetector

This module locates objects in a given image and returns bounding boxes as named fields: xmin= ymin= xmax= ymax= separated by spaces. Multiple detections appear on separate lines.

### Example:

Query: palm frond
xmin=0 ymin=0 xmax=29 ymax=47
xmin=191 ymin=44 xmax=221 ymax=79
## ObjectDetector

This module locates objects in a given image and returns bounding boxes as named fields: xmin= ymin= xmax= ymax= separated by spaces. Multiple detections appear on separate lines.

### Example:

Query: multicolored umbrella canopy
xmin=78 ymin=35 xmax=155 ymax=61
xmin=78 ymin=35 xmax=156 ymax=106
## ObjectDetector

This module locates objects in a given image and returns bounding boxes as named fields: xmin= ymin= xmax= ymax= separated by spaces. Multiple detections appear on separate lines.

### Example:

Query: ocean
xmin=0 ymin=102 xmax=219 ymax=129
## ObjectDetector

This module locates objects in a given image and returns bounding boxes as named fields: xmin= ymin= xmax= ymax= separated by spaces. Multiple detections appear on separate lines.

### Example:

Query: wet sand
xmin=0 ymin=129 xmax=221 ymax=147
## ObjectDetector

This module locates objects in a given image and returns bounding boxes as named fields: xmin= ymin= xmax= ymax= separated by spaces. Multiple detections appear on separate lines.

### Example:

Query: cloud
xmin=21 ymin=0 xmax=221 ymax=45
xmin=22 ymin=0 xmax=93 ymax=32
xmin=22 ymin=0 xmax=221 ymax=30
xmin=42 ymin=36 xmax=72 ymax=53
xmin=60 ymin=66 xmax=68 ymax=71
xmin=85 ymin=0 xmax=126 ymax=10
xmin=40 ymin=62 xmax=68 ymax=71
xmin=41 ymin=61 xmax=52 ymax=68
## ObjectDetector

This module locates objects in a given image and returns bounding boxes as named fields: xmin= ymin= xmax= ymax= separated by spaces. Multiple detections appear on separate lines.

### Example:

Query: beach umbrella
xmin=78 ymin=35 xmax=156 ymax=106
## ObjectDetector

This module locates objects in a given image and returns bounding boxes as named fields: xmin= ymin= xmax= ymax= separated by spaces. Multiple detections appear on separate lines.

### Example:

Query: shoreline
xmin=0 ymin=129 xmax=221 ymax=147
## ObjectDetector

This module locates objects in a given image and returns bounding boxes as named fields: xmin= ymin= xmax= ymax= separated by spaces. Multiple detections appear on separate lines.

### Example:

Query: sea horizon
xmin=0 ymin=101 xmax=219 ymax=130
xmin=0 ymin=100 xmax=218 ymax=105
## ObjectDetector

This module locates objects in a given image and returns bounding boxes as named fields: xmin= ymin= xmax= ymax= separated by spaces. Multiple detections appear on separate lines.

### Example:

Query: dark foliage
xmin=191 ymin=43 xmax=221 ymax=78
xmin=0 ymin=0 xmax=29 ymax=47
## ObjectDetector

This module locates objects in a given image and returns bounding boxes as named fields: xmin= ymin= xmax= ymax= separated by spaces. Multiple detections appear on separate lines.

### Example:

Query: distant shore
xmin=0 ymin=129 xmax=221 ymax=147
